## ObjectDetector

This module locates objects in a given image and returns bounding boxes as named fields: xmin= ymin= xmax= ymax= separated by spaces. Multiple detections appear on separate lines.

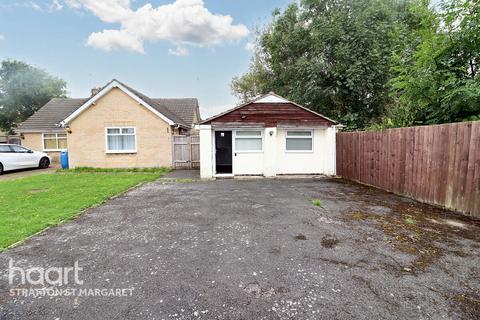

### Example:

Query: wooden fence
xmin=0 ymin=134 xmax=21 ymax=145
xmin=172 ymin=135 xmax=200 ymax=169
xmin=336 ymin=121 xmax=480 ymax=218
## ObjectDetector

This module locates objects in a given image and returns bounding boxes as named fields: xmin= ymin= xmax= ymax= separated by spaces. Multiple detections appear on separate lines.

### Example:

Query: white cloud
xmin=87 ymin=29 xmax=145 ymax=53
xmin=50 ymin=0 xmax=63 ymax=11
xmin=67 ymin=0 xmax=131 ymax=23
xmin=65 ymin=0 xmax=81 ymax=9
xmin=0 ymin=34 xmax=5 ymax=41
xmin=67 ymin=0 xmax=249 ymax=54
xmin=168 ymin=46 xmax=189 ymax=57
xmin=27 ymin=1 xmax=42 ymax=11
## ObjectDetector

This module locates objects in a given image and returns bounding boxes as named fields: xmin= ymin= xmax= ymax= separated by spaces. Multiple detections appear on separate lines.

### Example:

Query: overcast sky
xmin=0 ymin=0 xmax=291 ymax=118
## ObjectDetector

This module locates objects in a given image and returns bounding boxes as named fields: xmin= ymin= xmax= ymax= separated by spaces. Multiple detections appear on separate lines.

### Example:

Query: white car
xmin=0 ymin=144 xmax=51 ymax=174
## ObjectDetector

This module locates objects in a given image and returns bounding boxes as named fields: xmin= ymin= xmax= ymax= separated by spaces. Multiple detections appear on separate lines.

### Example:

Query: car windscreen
xmin=10 ymin=145 xmax=29 ymax=153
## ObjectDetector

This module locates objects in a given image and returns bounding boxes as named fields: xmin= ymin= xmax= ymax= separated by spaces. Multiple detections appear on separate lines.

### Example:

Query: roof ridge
xmin=18 ymin=80 xmax=200 ymax=132
xmin=112 ymin=80 xmax=189 ymax=127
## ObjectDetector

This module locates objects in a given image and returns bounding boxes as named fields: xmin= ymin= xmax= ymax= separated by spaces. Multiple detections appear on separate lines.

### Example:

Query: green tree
xmin=232 ymin=0 xmax=418 ymax=130
xmin=384 ymin=0 xmax=480 ymax=126
xmin=231 ymin=50 xmax=270 ymax=103
xmin=0 ymin=60 xmax=67 ymax=133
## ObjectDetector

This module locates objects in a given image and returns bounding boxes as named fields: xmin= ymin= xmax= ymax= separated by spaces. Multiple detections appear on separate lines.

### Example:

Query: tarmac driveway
xmin=0 ymin=178 xmax=479 ymax=319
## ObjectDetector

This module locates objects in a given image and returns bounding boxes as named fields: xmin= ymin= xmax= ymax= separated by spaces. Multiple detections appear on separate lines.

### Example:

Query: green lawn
xmin=0 ymin=168 xmax=168 ymax=251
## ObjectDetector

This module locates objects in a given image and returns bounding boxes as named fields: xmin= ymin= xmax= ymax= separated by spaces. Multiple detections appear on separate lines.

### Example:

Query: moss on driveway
xmin=0 ymin=169 xmax=168 ymax=251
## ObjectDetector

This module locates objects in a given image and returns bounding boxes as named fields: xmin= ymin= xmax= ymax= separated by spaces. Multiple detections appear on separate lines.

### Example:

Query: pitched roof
xmin=17 ymin=80 xmax=199 ymax=132
xmin=153 ymin=98 xmax=200 ymax=126
xmin=114 ymin=80 xmax=191 ymax=127
xmin=199 ymin=92 xmax=337 ymax=125
xmin=16 ymin=98 xmax=86 ymax=132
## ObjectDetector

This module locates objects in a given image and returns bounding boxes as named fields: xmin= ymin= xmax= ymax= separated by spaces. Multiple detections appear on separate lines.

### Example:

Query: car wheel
xmin=0 ymin=163 xmax=3 ymax=175
xmin=39 ymin=157 xmax=50 ymax=169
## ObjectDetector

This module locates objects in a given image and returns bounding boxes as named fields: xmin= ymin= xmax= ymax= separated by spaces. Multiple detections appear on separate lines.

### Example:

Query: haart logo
xmin=8 ymin=259 xmax=84 ymax=286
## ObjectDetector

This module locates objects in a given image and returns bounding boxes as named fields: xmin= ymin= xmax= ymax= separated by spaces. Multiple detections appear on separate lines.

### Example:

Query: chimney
xmin=91 ymin=87 xmax=102 ymax=97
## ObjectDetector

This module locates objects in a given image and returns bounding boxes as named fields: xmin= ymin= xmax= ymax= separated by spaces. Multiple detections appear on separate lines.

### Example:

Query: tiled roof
xmin=153 ymin=98 xmax=199 ymax=126
xmin=114 ymin=80 xmax=191 ymax=127
xmin=16 ymin=98 xmax=86 ymax=132
xmin=17 ymin=81 xmax=199 ymax=132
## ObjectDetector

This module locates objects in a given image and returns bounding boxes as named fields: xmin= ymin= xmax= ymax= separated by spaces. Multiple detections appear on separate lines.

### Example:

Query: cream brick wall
xmin=21 ymin=132 xmax=62 ymax=163
xmin=21 ymin=133 xmax=43 ymax=151
xmin=67 ymin=88 xmax=173 ymax=168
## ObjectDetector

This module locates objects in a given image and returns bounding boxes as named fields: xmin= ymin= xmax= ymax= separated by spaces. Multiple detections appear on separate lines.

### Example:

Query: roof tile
xmin=17 ymin=81 xmax=199 ymax=132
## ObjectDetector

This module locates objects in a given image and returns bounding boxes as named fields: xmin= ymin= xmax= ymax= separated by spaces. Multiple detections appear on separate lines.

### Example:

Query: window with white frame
xmin=106 ymin=127 xmax=136 ymax=153
xmin=286 ymin=130 xmax=313 ymax=152
xmin=235 ymin=130 xmax=263 ymax=152
xmin=43 ymin=133 xmax=67 ymax=151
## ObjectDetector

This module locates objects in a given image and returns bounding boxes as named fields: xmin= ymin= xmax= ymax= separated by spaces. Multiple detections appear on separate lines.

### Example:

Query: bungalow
xmin=17 ymin=79 xmax=200 ymax=168
xmin=197 ymin=93 xmax=339 ymax=179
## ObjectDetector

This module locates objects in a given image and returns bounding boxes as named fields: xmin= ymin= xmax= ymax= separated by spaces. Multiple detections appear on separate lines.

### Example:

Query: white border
xmin=42 ymin=132 xmax=68 ymax=152
xmin=105 ymin=127 xmax=137 ymax=154
xmin=212 ymin=129 xmax=234 ymax=176
xmin=233 ymin=129 xmax=264 ymax=154
xmin=285 ymin=129 xmax=314 ymax=153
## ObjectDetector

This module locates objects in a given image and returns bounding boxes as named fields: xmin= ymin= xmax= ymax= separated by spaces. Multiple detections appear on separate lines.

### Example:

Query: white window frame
xmin=105 ymin=127 xmax=137 ymax=154
xmin=234 ymin=130 xmax=264 ymax=153
xmin=42 ymin=133 xmax=68 ymax=151
xmin=285 ymin=129 xmax=314 ymax=153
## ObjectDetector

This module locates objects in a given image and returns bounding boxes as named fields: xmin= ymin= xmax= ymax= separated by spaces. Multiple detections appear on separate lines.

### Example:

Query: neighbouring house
xmin=17 ymin=79 xmax=200 ymax=167
xmin=197 ymin=93 xmax=340 ymax=179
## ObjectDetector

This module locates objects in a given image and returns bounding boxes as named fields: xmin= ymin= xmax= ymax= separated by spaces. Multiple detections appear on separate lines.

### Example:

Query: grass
xmin=0 ymin=168 xmax=169 ymax=251
xmin=404 ymin=216 xmax=416 ymax=225
xmin=311 ymin=199 xmax=323 ymax=207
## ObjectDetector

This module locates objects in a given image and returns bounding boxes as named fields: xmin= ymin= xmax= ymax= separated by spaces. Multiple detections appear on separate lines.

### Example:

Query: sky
xmin=0 ymin=0 xmax=292 ymax=118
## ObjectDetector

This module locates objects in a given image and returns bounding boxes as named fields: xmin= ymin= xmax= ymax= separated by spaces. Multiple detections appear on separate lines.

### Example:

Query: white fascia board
xmin=197 ymin=124 xmax=212 ymax=130
xmin=61 ymin=81 xmax=175 ymax=126
xmin=253 ymin=93 xmax=290 ymax=104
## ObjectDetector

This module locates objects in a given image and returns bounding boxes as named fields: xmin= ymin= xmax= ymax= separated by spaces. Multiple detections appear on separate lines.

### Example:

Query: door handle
xmin=234 ymin=152 xmax=237 ymax=157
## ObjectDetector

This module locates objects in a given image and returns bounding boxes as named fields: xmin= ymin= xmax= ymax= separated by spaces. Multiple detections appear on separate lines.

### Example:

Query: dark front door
xmin=215 ymin=131 xmax=232 ymax=174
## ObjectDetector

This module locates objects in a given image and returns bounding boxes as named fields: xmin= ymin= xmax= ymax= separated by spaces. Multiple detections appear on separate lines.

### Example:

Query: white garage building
xmin=198 ymin=93 xmax=339 ymax=179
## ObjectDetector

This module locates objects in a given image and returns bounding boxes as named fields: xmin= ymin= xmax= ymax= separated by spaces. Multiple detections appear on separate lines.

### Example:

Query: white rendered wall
xmin=263 ymin=127 xmax=277 ymax=177
xmin=275 ymin=127 xmax=336 ymax=175
xmin=199 ymin=125 xmax=213 ymax=179
xmin=232 ymin=129 xmax=264 ymax=175
xmin=233 ymin=152 xmax=264 ymax=175
xmin=198 ymin=125 xmax=337 ymax=179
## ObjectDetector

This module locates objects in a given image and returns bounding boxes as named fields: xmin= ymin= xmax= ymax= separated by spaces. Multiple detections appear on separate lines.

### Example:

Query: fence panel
xmin=172 ymin=135 xmax=200 ymax=169
xmin=0 ymin=135 xmax=21 ymax=145
xmin=336 ymin=121 xmax=480 ymax=218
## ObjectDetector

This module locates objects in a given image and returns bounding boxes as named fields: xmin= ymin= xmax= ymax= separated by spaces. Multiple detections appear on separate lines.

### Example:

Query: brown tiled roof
xmin=16 ymin=98 xmax=86 ymax=132
xmin=114 ymin=80 xmax=191 ymax=128
xmin=153 ymin=98 xmax=200 ymax=126
xmin=17 ymin=80 xmax=199 ymax=132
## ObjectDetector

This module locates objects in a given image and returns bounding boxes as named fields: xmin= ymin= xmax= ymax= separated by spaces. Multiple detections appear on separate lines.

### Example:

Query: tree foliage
xmin=0 ymin=60 xmax=67 ymax=133
xmin=232 ymin=0 xmax=480 ymax=130
xmin=387 ymin=0 xmax=480 ymax=127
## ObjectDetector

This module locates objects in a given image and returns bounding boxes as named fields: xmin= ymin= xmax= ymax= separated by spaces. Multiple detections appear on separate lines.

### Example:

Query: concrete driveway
xmin=0 ymin=178 xmax=479 ymax=319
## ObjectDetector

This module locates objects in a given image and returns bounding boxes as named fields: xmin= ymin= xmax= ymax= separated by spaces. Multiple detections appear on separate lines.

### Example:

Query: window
xmin=43 ymin=133 xmax=67 ymax=151
xmin=286 ymin=130 xmax=313 ymax=152
xmin=235 ymin=130 xmax=263 ymax=152
xmin=0 ymin=145 xmax=12 ymax=153
xmin=10 ymin=145 xmax=30 ymax=153
xmin=106 ymin=127 xmax=136 ymax=153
